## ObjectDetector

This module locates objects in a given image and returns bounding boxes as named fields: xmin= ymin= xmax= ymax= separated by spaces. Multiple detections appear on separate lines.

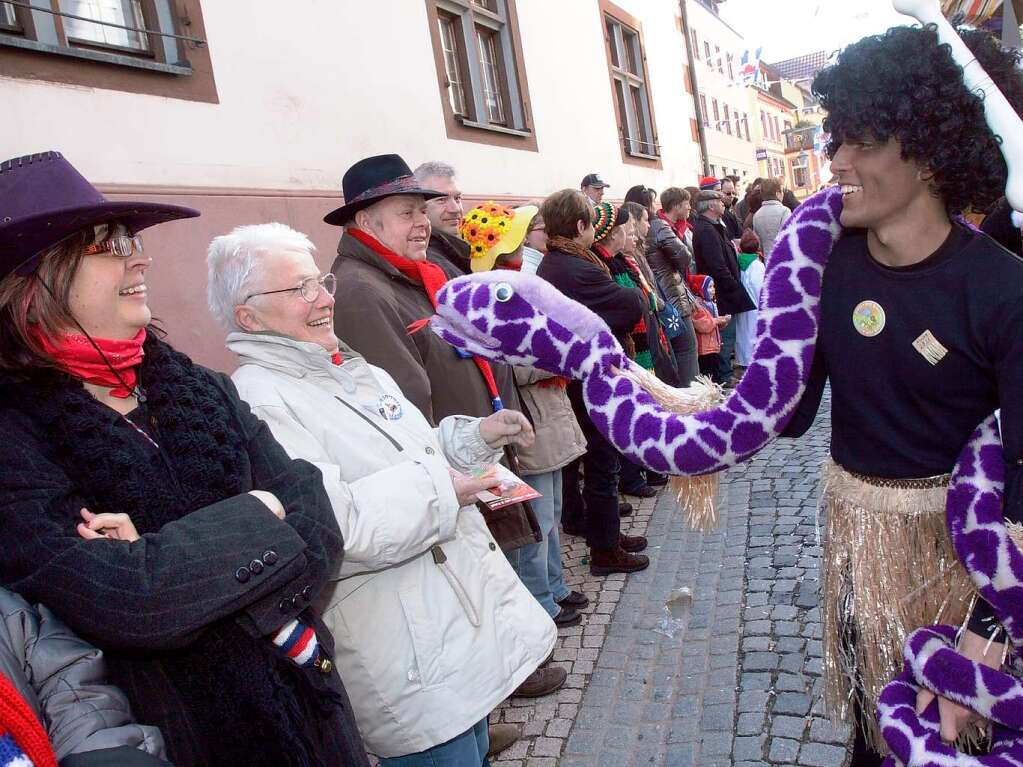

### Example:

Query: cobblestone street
xmin=491 ymin=394 xmax=851 ymax=766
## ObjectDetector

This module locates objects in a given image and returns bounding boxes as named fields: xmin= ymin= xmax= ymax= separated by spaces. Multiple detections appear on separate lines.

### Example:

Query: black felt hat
xmin=323 ymin=154 xmax=443 ymax=226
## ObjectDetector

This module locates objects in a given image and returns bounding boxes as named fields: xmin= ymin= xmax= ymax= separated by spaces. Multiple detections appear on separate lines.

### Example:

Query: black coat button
xmin=249 ymin=559 xmax=264 ymax=575
xmin=234 ymin=566 xmax=251 ymax=583
xmin=278 ymin=598 xmax=292 ymax=613
xmin=425 ymin=447 xmax=435 ymax=455
xmin=263 ymin=550 xmax=279 ymax=565
xmin=489 ymin=542 xmax=497 ymax=551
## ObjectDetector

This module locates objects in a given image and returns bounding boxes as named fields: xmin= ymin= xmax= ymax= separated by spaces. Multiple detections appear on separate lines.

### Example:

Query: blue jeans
xmin=379 ymin=718 xmax=490 ymax=767
xmin=506 ymin=470 xmax=568 ymax=617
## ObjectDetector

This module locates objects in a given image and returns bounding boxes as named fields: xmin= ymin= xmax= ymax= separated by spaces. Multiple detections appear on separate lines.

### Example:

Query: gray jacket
xmin=0 ymin=589 xmax=166 ymax=763
xmin=645 ymin=215 xmax=696 ymax=317
xmin=752 ymin=199 xmax=791 ymax=258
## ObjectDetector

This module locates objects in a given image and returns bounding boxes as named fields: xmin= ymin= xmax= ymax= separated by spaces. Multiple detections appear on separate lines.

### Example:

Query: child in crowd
xmin=735 ymin=229 xmax=765 ymax=373
xmin=687 ymin=273 xmax=731 ymax=383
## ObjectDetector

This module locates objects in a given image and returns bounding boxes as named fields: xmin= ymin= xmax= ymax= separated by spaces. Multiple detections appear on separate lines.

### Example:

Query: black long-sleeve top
xmin=783 ymin=224 xmax=1023 ymax=636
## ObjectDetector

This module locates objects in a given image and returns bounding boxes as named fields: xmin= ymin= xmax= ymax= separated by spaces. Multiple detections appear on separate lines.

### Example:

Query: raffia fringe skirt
xmin=821 ymin=460 xmax=977 ymax=753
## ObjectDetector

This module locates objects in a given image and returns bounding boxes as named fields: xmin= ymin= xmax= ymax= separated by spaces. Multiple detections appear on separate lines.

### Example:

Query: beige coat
xmin=514 ymin=367 xmax=586 ymax=476
xmin=227 ymin=332 xmax=556 ymax=758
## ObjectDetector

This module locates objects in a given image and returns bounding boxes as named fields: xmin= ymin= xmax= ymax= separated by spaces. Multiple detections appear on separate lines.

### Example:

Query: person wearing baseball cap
xmin=580 ymin=173 xmax=610 ymax=204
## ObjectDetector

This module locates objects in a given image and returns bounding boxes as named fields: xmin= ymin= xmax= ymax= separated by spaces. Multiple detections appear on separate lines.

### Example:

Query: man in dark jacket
xmin=720 ymin=177 xmax=744 ymax=240
xmin=537 ymin=189 xmax=649 ymax=577
xmin=328 ymin=154 xmax=565 ymax=702
xmin=692 ymin=190 xmax=756 ymax=384
xmin=415 ymin=160 xmax=473 ymax=276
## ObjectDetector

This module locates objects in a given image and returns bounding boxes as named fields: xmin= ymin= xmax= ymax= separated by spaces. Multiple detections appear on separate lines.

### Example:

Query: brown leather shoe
xmin=510 ymin=666 xmax=567 ymax=698
xmin=589 ymin=546 xmax=650 ymax=576
xmin=554 ymin=606 xmax=582 ymax=627
xmin=620 ymin=533 xmax=648 ymax=553
xmin=487 ymin=723 xmax=520 ymax=757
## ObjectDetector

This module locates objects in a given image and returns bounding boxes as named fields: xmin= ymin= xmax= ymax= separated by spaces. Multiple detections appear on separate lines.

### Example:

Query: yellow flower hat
xmin=459 ymin=201 xmax=538 ymax=272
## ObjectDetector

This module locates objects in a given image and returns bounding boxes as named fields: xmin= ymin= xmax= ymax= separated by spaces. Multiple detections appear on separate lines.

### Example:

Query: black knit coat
xmin=0 ymin=337 xmax=369 ymax=767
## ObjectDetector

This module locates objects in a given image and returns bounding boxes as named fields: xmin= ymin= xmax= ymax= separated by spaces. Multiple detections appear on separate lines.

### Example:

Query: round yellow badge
xmin=852 ymin=300 xmax=886 ymax=337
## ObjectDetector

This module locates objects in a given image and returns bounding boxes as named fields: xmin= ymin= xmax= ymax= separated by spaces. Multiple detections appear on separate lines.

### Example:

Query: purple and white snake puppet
xmin=429 ymin=185 xmax=1023 ymax=764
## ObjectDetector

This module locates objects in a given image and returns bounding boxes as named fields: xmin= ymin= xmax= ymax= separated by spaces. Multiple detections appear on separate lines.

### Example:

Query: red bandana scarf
xmin=348 ymin=229 xmax=504 ymax=410
xmin=36 ymin=328 xmax=146 ymax=398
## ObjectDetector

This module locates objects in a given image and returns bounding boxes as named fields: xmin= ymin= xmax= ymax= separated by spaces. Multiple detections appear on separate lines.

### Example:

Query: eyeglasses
xmin=245 ymin=273 xmax=337 ymax=304
xmin=82 ymin=235 xmax=144 ymax=258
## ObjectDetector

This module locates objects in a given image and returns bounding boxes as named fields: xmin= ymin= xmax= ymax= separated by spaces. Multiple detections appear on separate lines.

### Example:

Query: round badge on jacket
xmin=377 ymin=394 xmax=404 ymax=420
xmin=852 ymin=300 xmax=886 ymax=337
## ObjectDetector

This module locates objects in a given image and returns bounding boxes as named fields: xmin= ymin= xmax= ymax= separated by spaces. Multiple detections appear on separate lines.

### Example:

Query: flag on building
xmin=737 ymin=47 xmax=763 ymax=85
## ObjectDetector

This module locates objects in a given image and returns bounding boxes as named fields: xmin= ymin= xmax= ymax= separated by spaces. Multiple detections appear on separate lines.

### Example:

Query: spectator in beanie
xmin=0 ymin=151 xmax=367 ymax=766
xmin=459 ymin=203 xmax=590 ymax=627
xmin=204 ymin=221 xmax=555 ymax=765
xmin=591 ymin=203 xmax=669 ymax=496
xmin=0 ymin=587 xmax=169 ymax=767
xmin=537 ymin=190 xmax=649 ymax=577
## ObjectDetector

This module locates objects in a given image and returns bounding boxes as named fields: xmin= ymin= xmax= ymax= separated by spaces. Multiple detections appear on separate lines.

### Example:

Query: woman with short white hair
xmin=206 ymin=222 xmax=557 ymax=766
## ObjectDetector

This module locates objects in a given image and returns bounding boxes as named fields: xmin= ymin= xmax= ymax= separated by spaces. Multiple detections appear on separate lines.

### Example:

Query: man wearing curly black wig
xmin=782 ymin=23 xmax=1023 ymax=766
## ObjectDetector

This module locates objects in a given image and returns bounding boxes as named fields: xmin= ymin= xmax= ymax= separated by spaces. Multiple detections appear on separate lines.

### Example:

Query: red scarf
xmin=37 ymin=328 xmax=146 ymax=398
xmin=0 ymin=671 xmax=57 ymax=767
xmin=658 ymin=209 xmax=689 ymax=241
xmin=348 ymin=229 xmax=504 ymax=410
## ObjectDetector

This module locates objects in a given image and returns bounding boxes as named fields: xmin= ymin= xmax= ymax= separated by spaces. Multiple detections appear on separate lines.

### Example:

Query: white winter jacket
xmin=227 ymin=332 xmax=556 ymax=758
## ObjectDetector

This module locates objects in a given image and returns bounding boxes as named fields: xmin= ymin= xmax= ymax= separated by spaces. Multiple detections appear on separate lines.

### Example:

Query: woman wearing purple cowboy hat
xmin=0 ymin=152 xmax=369 ymax=767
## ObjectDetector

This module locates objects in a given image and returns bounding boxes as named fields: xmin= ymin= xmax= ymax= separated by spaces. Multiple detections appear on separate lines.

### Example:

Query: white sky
xmin=718 ymin=0 xmax=917 ymax=62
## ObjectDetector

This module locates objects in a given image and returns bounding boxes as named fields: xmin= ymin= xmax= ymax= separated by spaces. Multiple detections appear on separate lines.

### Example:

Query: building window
xmin=714 ymin=44 xmax=723 ymax=75
xmin=0 ymin=2 xmax=19 ymax=30
xmin=773 ymin=115 xmax=781 ymax=142
xmin=723 ymin=104 xmax=731 ymax=135
xmin=691 ymin=28 xmax=699 ymax=59
xmin=726 ymin=52 xmax=733 ymax=80
xmin=0 ymin=0 xmax=202 ymax=72
xmin=426 ymin=0 xmax=535 ymax=149
xmin=604 ymin=7 xmax=659 ymax=159
xmin=792 ymin=154 xmax=810 ymax=187
xmin=438 ymin=13 xmax=469 ymax=117
xmin=0 ymin=0 xmax=215 ymax=101
xmin=710 ymin=164 xmax=716 ymax=177
xmin=475 ymin=26 xmax=506 ymax=124
xmin=712 ymin=97 xmax=720 ymax=129
xmin=760 ymin=111 xmax=767 ymax=139
xmin=703 ymin=40 xmax=711 ymax=60
xmin=699 ymin=93 xmax=709 ymax=126
xmin=61 ymin=0 xmax=149 ymax=52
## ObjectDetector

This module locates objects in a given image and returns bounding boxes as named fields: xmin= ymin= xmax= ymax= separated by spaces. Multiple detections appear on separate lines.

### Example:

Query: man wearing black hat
xmin=327 ymin=154 xmax=567 ymax=707
xmin=580 ymin=173 xmax=609 ymax=205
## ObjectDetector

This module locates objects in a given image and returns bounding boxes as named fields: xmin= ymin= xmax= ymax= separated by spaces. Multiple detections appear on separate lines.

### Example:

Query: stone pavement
xmin=491 ymin=393 xmax=852 ymax=766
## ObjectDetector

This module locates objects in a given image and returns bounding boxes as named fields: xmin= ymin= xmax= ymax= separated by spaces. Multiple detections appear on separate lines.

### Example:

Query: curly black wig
xmin=812 ymin=24 xmax=1023 ymax=214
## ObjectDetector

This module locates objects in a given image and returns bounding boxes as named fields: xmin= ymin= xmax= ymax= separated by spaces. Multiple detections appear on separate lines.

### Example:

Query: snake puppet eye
xmin=494 ymin=282 xmax=514 ymax=303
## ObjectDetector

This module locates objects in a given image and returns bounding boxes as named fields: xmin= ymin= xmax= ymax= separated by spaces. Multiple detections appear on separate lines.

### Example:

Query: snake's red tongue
xmin=407 ymin=318 xmax=431 ymax=335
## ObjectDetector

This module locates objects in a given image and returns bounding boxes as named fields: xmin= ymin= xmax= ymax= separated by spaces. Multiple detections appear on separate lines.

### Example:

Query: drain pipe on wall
xmin=679 ymin=0 xmax=710 ymax=175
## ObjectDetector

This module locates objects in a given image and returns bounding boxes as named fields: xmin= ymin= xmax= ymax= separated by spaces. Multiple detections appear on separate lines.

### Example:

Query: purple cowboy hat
xmin=323 ymin=153 xmax=443 ymax=226
xmin=0 ymin=151 xmax=200 ymax=279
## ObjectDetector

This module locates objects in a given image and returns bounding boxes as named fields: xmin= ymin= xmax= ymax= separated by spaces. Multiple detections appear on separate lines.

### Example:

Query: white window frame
xmin=436 ymin=0 xmax=528 ymax=134
xmin=605 ymin=14 xmax=659 ymax=158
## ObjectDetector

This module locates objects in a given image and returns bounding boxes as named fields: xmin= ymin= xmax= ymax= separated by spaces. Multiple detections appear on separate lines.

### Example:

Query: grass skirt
xmin=820 ymin=460 xmax=977 ymax=753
